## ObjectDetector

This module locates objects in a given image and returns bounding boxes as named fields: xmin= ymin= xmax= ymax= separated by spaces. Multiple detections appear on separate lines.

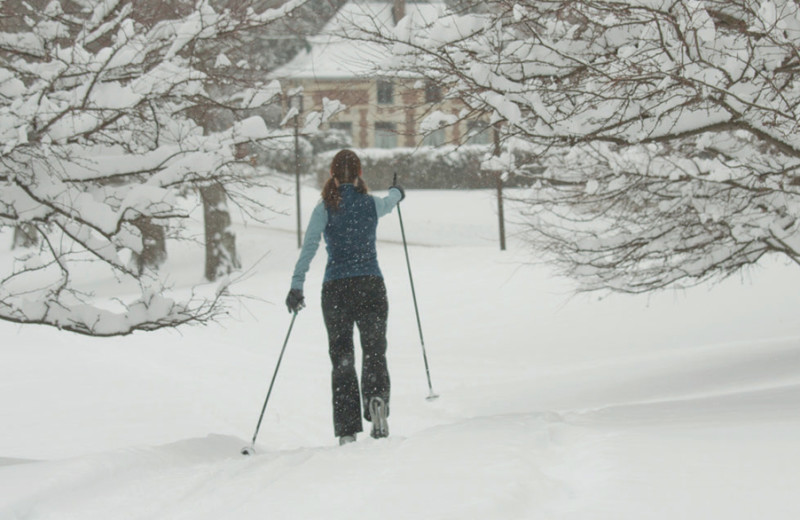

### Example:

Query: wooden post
xmin=496 ymin=173 xmax=506 ymax=251
xmin=294 ymin=113 xmax=302 ymax=249
xmin=393 ymin=0 xmax=405 ymax=24
xmin=493 ymin=122 xmax=506 ymax=251
xmin=290 ymin=91 xmax=303 ymax=249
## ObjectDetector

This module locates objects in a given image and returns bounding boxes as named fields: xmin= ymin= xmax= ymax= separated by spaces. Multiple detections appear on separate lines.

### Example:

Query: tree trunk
xmin=12 ymin=223 xmax=38 ymax=249
xmin=132 ymin=217 xmax=167 ymax=274
xmin=201 ymin=183 xmax=240 ymax=281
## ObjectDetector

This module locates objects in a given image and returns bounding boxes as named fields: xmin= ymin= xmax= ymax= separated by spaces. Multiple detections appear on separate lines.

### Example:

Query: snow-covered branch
xmin=0 ymin=0 xmax=307 ymax=335
xmin=366 ymin=0 xmax=800 ymax=291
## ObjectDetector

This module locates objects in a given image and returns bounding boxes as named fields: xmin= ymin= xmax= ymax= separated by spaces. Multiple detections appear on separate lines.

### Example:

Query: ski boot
xmin=369 ymin=397 xmax=389 ymax=439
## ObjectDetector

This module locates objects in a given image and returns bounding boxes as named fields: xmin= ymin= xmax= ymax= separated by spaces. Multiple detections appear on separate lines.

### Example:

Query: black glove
xmin=391 ymin=184 xmax=405 ymax=201
xmin=285 ymin=289 xmax=305 ymax=313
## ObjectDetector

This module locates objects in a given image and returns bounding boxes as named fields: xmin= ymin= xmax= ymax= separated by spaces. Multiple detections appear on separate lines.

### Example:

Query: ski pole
xmin=241 ymin=311 xmax=298 ymax=455
xmin=393 ymin=173 xmax=439 ymax=401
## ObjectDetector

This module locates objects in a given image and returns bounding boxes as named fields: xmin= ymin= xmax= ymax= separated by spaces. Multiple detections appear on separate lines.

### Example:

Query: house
xmin=269 ymin=0 xmax=493 ymax=150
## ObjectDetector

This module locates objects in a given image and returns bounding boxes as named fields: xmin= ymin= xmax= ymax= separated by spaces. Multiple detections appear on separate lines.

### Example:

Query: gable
xmin=270 ymin=0 xmax=445 ymax=80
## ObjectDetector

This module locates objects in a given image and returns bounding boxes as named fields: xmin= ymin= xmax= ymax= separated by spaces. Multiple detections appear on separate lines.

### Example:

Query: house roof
xmin=270 ymin=0 xmax=445 ymax=80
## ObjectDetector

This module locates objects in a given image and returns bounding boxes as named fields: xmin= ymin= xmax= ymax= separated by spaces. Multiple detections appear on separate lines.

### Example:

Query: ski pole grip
xmin=392 ymin=172 xmax=397 ymax=187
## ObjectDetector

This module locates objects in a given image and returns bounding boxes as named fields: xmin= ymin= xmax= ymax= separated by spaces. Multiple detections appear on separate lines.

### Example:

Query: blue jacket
xmin=291 ymin=184 xmax=403 ymax=291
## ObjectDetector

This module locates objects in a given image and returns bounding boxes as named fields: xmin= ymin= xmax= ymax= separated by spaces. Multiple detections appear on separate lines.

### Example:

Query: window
xmin=425 ymin=81 xmax=442 ymax=103
xmin=375 ymin=122 xmax=397 ymax=148
xmin=377 ymin=80 xmax=394 ymax=104
xmin=422 ymin=128 xmax=446 ymax=147
xmin=466 ymin=120 xmax=492 ymax=145
xmin=329 ymin=122 xmax=353 ymax=141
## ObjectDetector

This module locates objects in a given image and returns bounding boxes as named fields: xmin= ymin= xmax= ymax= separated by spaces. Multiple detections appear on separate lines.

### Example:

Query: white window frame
xmin=422 ymin=127 xmax=446 ymax=147
xmin=375 ymin=122 xmax=398 ymax=148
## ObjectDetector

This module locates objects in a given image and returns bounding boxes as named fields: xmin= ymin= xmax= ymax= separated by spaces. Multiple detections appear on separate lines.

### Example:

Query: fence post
xmin=493 ymin=123 xmax=506 ymax=251
xmin=496 ymin=172 xmax=506 ymax=251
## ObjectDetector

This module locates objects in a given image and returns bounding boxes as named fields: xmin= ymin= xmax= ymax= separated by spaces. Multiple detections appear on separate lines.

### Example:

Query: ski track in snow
xmin=1 ymin=184 xmax=799 ymax=519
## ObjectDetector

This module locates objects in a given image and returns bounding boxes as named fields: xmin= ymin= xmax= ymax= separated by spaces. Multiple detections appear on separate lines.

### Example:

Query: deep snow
xmin=1 ymin=179 xmax=799 ymax=519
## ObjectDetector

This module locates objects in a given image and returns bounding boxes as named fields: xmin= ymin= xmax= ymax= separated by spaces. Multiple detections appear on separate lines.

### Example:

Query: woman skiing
xmin=286 ymin=149 xmax=404 ymax=445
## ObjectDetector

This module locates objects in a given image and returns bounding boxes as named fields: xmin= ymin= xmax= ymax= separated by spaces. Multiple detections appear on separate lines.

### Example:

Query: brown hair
xmin=322 ymin=149 xmax=369 ymax=211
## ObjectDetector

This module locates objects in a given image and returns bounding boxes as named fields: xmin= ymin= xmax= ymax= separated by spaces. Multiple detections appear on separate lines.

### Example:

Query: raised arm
xmin=373 ymin=186 xmax=404 ymax=218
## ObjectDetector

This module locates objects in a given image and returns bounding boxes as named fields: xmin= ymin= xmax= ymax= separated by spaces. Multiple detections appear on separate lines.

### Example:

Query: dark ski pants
xmin=321 ymin=276 xmax=390 ymax=437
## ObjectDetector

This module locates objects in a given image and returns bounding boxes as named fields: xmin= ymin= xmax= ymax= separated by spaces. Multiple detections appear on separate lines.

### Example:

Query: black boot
xmin=369 ymin=397 xmax=389 ymax=439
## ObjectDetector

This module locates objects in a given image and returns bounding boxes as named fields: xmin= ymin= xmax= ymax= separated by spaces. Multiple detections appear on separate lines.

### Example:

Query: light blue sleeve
xmin=373 ymin=187 xmax=403 ymax=218
xmin=291 ymin=201 xmax=327 ymax=291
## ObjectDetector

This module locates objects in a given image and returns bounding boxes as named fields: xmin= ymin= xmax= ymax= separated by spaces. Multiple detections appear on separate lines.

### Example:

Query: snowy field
xmin=1 ymin=177 xmax=799 ymax=519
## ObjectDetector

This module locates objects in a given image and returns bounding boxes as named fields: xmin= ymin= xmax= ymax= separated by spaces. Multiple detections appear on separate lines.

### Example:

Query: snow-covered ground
xmin=1 ymin=178 xmax=799 ymax=519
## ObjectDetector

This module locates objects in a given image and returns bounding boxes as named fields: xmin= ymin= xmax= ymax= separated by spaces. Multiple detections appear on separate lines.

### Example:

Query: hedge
xmin=312 ymin=146 xmax=533 ymax=189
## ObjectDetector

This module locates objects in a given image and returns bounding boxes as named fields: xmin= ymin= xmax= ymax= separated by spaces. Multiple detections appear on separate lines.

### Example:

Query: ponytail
xmin=322 ymin=176 xmax=341 ymax=211
xmin=322 ymin=149 xmax=369 ymax=211
xmin=354 ymin=176 xmax=368 ymax=194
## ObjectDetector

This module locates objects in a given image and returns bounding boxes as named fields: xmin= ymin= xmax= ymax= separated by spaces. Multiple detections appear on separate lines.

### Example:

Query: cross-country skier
xmin=286 ymin=149 xmax=405 ymax=445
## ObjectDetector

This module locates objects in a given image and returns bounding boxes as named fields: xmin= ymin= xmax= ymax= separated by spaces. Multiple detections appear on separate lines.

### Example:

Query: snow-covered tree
xmin=0 ymin=0 xmax=306 ymax=335
xmin=184 ymin=0 xmax=348 ymax=282
xmin=373 ymin=0 xmax=800 ymax=292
